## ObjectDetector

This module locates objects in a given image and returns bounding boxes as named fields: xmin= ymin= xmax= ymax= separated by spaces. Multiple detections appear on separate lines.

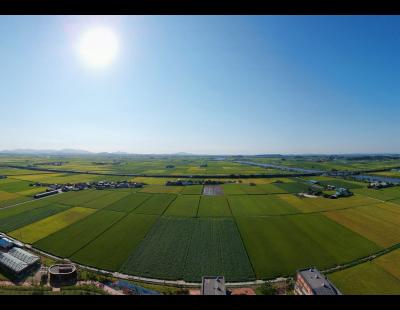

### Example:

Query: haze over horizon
xmin=1 ymin=16 xmax=399 ymax=154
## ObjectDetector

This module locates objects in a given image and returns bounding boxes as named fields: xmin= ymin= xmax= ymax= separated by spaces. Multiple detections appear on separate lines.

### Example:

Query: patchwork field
xmin=9 ymin=207 xmax=95 ymax=244
xmin=0 ymin=203 xmax=71 ymax=233
xmin=1 ymin=165 xmax=399 ymax=288
xmin=34 ymin=210 xmax=125 ymax=258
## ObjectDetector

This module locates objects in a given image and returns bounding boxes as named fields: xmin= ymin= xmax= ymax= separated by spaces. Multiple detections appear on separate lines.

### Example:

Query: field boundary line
xmin=159 ymin=194 xmax=179 ymax=217
xmin=65 ymin=204 xmax=139 ymax=258
xmin=52 ymin=210 xmax=126 ymax=259
xmin=228 ymin=202 xmax=258 ymax=281
xmin=195 ymin=195 xmax=202 ymax=217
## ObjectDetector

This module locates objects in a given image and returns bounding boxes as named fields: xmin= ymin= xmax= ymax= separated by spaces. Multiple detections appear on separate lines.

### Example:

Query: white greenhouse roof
xmin=0 ymin=252 xmax=29 ymax=273
xmin=8 ymin=248 xmax=40 ymax=265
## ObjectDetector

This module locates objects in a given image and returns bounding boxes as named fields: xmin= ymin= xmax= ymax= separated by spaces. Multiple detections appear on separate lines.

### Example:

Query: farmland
xmin=120 ymin=217 xmax=255 ymax=281
xmin=329 ymin=249 xmax=400 ymax=294
xmin=235 ymin=214 xmax=380 ymax=279
xmin=197 ymin=196 xmax=231 ymax=217
xmin=0 ymin=157 xmax=400 ymax=292
xmin=71 ymin=213 xmax=158 ymax=271
xmin=34 ymin=209 xmax=125 ymax=258
xmin=164 ymin=195 xmax=200 ymax=217
xmin=9 ymin=207 xmax=95 ymax=244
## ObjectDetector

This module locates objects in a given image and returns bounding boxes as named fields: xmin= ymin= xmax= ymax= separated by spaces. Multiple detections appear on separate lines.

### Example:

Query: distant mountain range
xmin=0 ymin=149 xmax=94 ymax=155
xmin=0 ymin=149 xmax=198 ymax=156
xmin=0 ymin=149 xmax=399 ymax=157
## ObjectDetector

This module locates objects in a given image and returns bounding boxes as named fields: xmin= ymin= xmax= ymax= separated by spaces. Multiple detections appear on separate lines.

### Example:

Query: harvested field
xmin=202 ymin=185 xmax=224 ymax=196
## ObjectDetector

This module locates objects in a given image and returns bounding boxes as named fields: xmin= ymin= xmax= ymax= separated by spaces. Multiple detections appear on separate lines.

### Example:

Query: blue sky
xmin=0 ymin=15 xmax=399 ymax=154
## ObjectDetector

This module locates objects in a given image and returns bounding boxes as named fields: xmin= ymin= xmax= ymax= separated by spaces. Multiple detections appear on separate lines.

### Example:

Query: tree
xmin=259 ymin=282 xmax=276 ymax=295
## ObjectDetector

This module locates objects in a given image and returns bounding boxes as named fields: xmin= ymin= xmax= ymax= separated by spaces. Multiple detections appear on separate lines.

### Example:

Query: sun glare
xmin=78 ymin=26 xmax=119 ymax=68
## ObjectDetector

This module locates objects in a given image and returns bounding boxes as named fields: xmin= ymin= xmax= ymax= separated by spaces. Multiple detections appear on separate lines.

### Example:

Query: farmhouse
xmin=294 ymin=268 xmax=341 ymax=295
xmin=336 ymin=187 xmax=353 ymax=197
xmin=201 ymin=276 xmax=226 ymax=295
xmin=368 ymin=181 xmax=393 ymax=189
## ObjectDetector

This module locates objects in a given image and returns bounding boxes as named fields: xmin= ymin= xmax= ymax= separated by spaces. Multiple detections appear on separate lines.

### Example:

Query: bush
xmin=259 ymin=282 xmax=276 ymax=295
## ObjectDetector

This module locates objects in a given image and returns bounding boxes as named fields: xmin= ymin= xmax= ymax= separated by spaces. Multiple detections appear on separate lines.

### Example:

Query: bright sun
xmin=78 ymin=26 xmax=119 ymax=68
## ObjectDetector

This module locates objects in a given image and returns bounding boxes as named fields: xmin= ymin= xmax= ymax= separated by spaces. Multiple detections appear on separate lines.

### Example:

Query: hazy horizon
xmin=1 ymin=16 xmax=400 ymax=154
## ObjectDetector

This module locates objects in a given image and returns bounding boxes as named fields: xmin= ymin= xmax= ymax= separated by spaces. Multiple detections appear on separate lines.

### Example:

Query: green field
xmin=228 ymin=195 xmax=299 ymax=217
xmin=34 ymin=210 xmax=125 ymax=258
xmin=353 ymin=187 xmax=400 ymax=202
xmin=197 ymin=196 xmax=231 ymax=217
xmin=0 ymin=198 xmax=60 ymax=220
xmin=236 ymin=213 xmax=380 ymax=279
xmin=9 ymin=207 xmax=95 ymax=244
xmin=329 ymin=249 xmax=400 ymax=294
xmin=52 ymin=190 xmax=114 ymax=207
xmin=180 ymin=185 xmax=203 ymax=195
xmin=120 ymin=217 xmax=255 ymax=281
xmin=132 ymin=194 xmax=176 ymax=215
xmin=82 ymin=190 xmax=131 ymax=209
xmin=104 ymin=192 xmax=151 ymax=213
xmin=286 ymin=194 xmax=378 ymax=213
xmin=139 ymin=185 xmax=183 ymax=194
xmin=164 ymin=195 xmax=200 ymax=217
xmin=71 ymin=213 xmax=158 ymax=271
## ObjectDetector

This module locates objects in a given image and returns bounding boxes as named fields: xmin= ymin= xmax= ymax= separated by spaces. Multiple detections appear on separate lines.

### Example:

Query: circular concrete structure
xmin=49 ymin=264 xmax=77 ymax=287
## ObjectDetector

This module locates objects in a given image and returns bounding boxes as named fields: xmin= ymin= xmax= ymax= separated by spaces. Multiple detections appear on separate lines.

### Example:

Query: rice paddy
xmin=0 ymin=164 xmax=399 ymax=288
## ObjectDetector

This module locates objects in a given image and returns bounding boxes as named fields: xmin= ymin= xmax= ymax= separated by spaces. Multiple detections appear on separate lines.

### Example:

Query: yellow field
xmin=0 ymin=191 xmax=20 ymax=202
xmin=9 ymin=207 xmax=95 ymax=244
xmin=324 ymin=204 xmax=400 ymax=247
